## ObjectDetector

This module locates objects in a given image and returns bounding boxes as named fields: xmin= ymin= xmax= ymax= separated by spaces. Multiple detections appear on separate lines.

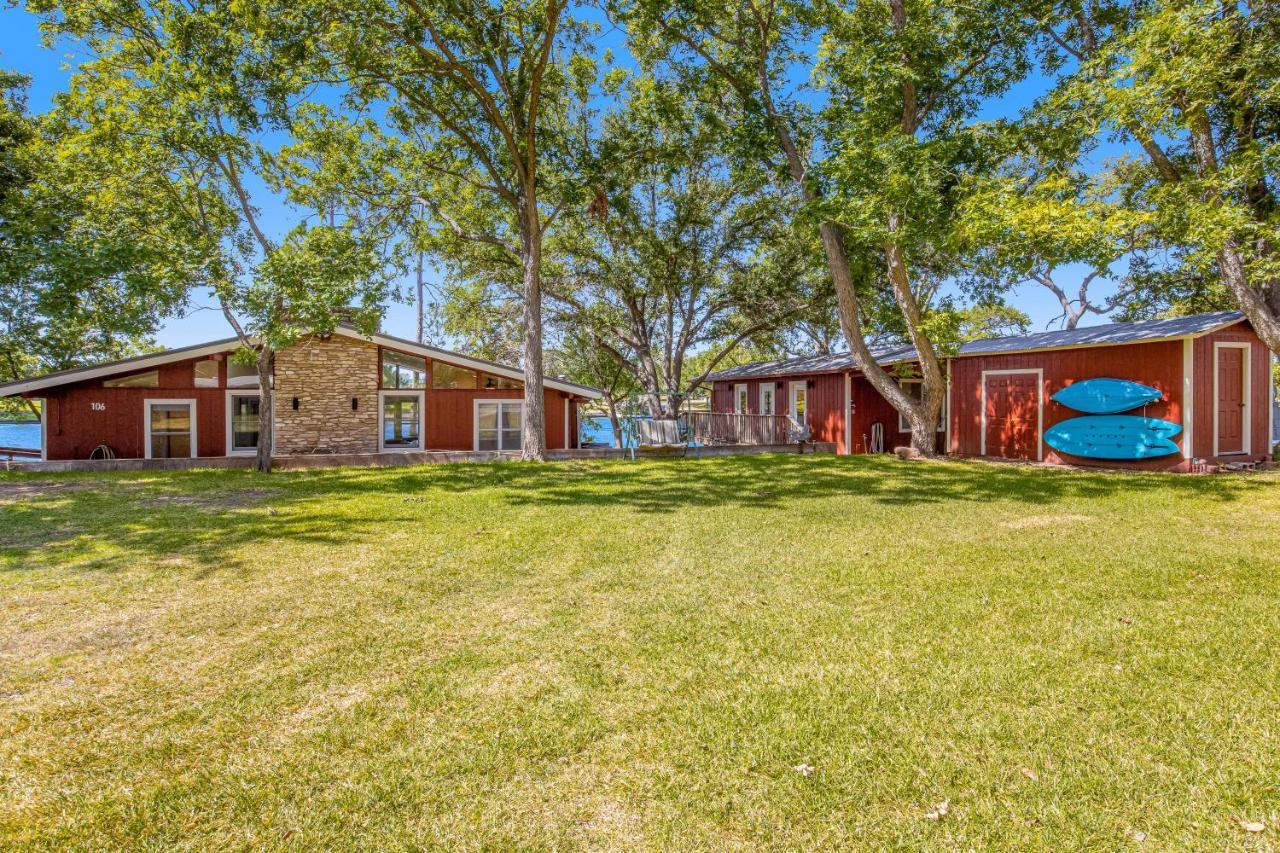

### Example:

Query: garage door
xmin=983 ymin=372 xmax=1041 ymax=460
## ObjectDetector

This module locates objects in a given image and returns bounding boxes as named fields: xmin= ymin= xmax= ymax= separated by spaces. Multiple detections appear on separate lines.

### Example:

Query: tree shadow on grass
xmin=312 ymin=452 xmax=1269 ymax=515
xmin=0 ymin=454 xmax=1268 ymax=576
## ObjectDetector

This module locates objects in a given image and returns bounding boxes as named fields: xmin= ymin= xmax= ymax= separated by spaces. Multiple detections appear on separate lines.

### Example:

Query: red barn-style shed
xmin=709 ymin=311 xmax=1274 ymax=472
xmin=1 ymin=326 xmax=599 ymax=462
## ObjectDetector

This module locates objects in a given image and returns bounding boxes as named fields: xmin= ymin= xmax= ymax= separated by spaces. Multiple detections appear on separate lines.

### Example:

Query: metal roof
xmin=957 ymin=310 xmax=1244 ymax=356
xmin=708 ymin=310 xmax=1246 ymax=381
xmin=706 ymin=343 xmax=919 ymax=381
xmin=0 ymin=326 xmax=602 ymax=398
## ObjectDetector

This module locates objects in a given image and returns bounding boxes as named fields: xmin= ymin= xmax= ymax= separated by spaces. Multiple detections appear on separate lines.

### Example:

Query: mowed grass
xmin=1 ymin=454 xmax=1278 ymax=850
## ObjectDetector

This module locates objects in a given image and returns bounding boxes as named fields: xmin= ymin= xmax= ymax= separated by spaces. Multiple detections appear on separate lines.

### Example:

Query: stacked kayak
xmin=1046 ymin=379 xmax=1180 ymax=460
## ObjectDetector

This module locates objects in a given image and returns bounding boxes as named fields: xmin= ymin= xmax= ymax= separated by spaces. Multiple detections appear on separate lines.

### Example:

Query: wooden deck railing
xmin=683 ymin=412 xmax=801 ymax=446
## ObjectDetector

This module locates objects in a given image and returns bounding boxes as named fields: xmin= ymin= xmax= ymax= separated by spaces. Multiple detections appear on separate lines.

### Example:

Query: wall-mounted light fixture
xmin=807 ymin=379 xmax=816 ymax=388
xmin=292 ymin=397 xmax=300 ymax=410
xmin=776 ymin=380 xmax=784 ymax=390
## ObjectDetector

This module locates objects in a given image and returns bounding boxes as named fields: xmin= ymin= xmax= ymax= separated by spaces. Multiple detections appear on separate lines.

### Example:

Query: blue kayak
xmin=1044 ymin=415 xmax=1182 ymax=460
xmin=1051 ymin=378 xmax=1164 ymax=414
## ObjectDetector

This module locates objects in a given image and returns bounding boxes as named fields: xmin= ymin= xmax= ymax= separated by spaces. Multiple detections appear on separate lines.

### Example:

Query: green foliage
xmin=27 ymin=0 xmax=400 ymax=352
xmin=1032 ymin=0 xmax=1280 ymax=338
xmin=0 ymin=69 xmax=179 ymax=387
xmin=546 ymin=73 xmax=817 ymax=410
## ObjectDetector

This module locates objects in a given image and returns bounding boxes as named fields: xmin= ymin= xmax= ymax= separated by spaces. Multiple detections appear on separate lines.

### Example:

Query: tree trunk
xmin=815 ymin=221 xmax=943 ymax=457
xmin=254 ymin=347 xmax=274 ymax=473
xmin=756 ymin=59 xmax=944 ymax=458
xmin=605 ymin=397 xmax=623 ymax=449
xmin=518 ymin=191 xmax=547 ymax=461
xmin=1183 ymin=110 xmax=1280 ymax=356
xmin=882 ymin=225 xmax=948 ymax=457
xmin=415 ymin=249 xmax=426 ymax=344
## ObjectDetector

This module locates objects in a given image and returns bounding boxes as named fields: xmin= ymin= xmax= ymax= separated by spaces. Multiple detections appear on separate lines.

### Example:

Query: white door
xmin=759 ymin=384 xmax=775 ymax=415
xmin=790 ymin=382 xmax=807 ymax=428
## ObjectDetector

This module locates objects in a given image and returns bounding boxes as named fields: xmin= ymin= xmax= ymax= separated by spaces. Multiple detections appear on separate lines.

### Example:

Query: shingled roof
xmin=708 ymin=310 xmax=1246 ymax=381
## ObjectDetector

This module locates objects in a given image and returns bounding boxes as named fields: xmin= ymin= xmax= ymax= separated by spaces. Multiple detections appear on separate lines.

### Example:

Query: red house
xmin=0 ymin=326 xmax=599 ymax=462
xmin=709 ymin=311 xmax=1274 ymax=471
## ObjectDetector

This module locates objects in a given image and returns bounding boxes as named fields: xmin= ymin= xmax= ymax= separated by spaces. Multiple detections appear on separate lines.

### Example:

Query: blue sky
xmin=1 ymin=3 xmax=1121 ymax=353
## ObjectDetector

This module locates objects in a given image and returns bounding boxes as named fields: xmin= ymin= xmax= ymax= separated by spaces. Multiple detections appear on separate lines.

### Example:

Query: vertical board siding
xmin=950 ymin=340 xmax=1187 ymax=470
xmin=712 ymin=373 xmax=846 ymax=452
xmin=848 ymin=377 xmax=912 ymax=454
xmin=710 ymin=321 xmax=1273 ymax=470
xmin=36 ymin=347 xmax=578 ymax=460
xmin=423 ymin=387 xmax=569 ymax=451
xmin=40 ymin=353 xmax=232 ymax=460
xmin=1193 ymin=322 xmax=1271 ymax=461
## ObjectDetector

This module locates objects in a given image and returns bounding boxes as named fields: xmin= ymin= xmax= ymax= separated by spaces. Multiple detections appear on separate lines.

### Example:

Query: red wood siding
xmin=422 ymin=388 xmax=570 ymax=451
xmin=33 ymin=344 xmax=581 ymax=460
xmin=37 ymin=353 xmax=234 ymax=460
xmin=848 ymin=377 xmax=912 ymax=454
xmin=949 ymin=339 xmax=1188 ymax=470
xmin=711 ymin=373 xmax=847 ymax=452
xmin=1192 ymin=323 xmax=1270 ymax=461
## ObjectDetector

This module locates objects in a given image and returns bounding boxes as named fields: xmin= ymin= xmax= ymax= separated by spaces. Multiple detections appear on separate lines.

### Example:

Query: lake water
xmin=0 ymin=417 xmax=652 ymax=453
xmin=0 ymin=421 xmax=41 ymax=450
xmin=580 ymin=415 xmax=619 ymax=447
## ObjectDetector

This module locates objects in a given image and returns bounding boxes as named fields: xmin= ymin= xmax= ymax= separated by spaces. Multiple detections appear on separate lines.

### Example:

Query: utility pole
xmin=415 ymin=248 xmax=425 ymax=344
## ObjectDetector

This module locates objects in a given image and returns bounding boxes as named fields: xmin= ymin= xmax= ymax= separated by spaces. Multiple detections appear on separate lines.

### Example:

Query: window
xmin=759 ymin=385 xmax=775 ymax=416
xmin=227 ymin=361 xmax=259 ymax=388
xmin=476 ymin=401 xmax=522 ymax=451
xmin=433 ymin=362 xmax=478 ymax=389
xmin=227 ymin=393 xmax=260 ymax=454
xmin=146 ymin=400 xmax=195 ymax=458
xmin=897 ymin=379 xmax=946 ymax=432
xmin=104 ymin=370 xmax=158 ymax=388
xmin=381 ymin=392 xmax=423 ymax=450
xmin=790 ymin=382 xmax=807 ymax=427
xmin=194 ymin=360 xmax=219 ymax=388
xmin=382 ymin=351 xmax=426 ymax=389
xmin=734 ymin=384 xmax=749 ymax=414
xmin=482 ymin=373 xmax=522 ymax=390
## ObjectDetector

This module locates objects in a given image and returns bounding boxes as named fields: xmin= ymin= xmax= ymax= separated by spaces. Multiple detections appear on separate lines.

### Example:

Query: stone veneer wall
xmin=273 ymin=334 xmax=381 ymax=455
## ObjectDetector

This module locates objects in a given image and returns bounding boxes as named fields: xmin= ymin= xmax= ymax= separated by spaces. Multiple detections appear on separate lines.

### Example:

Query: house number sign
xmin=91 ymin=402 xmax=106 ymax=411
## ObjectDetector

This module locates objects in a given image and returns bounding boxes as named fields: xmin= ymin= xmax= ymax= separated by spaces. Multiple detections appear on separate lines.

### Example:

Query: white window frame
xmin=979 ymin=369 xmax=1043 ymax=462
xmin=759 ymin=384 xmax=776 ymax=416
xmin=474 ymin=399 xmax=524 ymax=452
xmin=1182 ymin=337 xmax=1194 ymax=461
xmin=789 ymin=381 xmax=808 ymax=427
xmin=224 ymin=390 xmax=262 ymax=456
xmin=144 ymin=398 xmax=198 ymax=460
xmin=1212 ymin=341 xmax=1251 ymax=456
xmin=378 ymin=389 xmax=426 ymax=452
xmin=734 ymin=383 xmax=749 ymax=414
xmin=37 ymin=397 xmax=47 ymax=462
xmin=896 ymin=378 xmax=947 ymax=433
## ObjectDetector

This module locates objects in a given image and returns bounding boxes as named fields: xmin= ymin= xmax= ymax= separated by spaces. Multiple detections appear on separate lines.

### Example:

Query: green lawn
xmin=1 ymin=455 xmax=1278 ymax=849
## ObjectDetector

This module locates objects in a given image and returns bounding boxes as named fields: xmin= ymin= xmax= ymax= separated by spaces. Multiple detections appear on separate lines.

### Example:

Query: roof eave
xmin=0 ymin=337 xmax=244 ymax=397
xmin=344 ymin=327 xmax=601 ymax=398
